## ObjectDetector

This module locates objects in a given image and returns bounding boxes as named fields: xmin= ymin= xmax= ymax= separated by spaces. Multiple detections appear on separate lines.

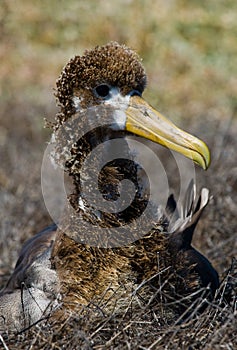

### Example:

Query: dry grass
xmin=0 ymin=0 xmax=236 ymax=348
xmin=0 ymin=269 xmax=236 ymax=349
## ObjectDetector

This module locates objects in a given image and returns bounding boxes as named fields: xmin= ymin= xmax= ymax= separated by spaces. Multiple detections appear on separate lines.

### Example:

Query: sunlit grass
xmin=1 ymin=0 xmax=236 ymax=123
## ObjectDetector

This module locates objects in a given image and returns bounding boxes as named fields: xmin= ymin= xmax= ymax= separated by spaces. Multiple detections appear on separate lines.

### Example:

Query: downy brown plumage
xmin=0 ymin=42 xmax=218 ymax=332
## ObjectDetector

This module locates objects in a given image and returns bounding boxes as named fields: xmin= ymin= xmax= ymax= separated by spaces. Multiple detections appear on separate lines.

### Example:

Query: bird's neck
xmin=67 ymin=127 xmax=150 ymax=227
xmin=51 ymin=109 xmax=156 ymax=246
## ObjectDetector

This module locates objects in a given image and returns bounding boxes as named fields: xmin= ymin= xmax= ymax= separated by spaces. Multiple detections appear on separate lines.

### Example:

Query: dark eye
xmin=94 ymin=84 xmax=111 ymax=98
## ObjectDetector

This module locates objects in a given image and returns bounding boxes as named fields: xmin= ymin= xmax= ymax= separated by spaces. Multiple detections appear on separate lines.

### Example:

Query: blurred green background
xmin=0 ymin=0 xmax=237 ymax=280
xmin=1 ymin=0 xmax=236 ymax=122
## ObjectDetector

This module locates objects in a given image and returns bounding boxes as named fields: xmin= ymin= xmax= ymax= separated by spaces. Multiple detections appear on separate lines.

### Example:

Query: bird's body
xmin=0 ymin=42 xmax=219 ymax=332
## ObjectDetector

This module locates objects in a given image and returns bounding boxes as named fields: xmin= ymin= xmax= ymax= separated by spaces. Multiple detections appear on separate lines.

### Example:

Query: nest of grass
xmin=1 ymin=260 xmax=236 ymax=349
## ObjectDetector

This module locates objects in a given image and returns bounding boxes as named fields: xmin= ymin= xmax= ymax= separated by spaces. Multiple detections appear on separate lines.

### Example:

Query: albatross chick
xmin=0 ymin=42 xmax=219 ymax=332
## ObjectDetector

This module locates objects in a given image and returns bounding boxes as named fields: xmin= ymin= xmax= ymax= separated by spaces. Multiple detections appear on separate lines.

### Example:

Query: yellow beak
xmin=125 ymin=95 xmax=210 ymax=170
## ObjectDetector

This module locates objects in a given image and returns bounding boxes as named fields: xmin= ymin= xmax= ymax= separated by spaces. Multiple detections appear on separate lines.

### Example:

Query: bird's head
xmin=55 ymin=41 xmax=210 ymax=170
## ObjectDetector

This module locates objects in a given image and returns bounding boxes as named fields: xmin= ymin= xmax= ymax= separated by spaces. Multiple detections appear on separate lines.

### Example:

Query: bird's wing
xmin=166 ymin=180 xmax=209 ymax=240
xmin=1 ymin=224 xmax=58 ymax=294
xmin=166 ymin=181 xmax=219 ymax=294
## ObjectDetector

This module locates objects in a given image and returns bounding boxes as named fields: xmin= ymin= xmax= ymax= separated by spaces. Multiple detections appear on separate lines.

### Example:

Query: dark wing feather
xmin=167 ymin=181 xmax=219 ymax=295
